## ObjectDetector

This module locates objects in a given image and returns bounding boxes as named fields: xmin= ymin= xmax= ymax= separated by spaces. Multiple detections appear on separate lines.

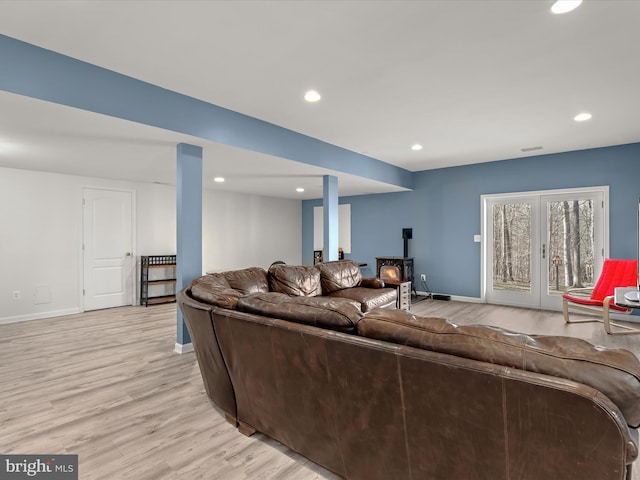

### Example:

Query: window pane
xmin=547 ymin=200 xmax=595 ymax=295
xmin=493 ymin=203 xmax=531 ymax=292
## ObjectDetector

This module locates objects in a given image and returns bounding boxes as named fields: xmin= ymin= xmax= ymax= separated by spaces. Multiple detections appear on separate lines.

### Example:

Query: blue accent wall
xmin=303 ymin=143 xmax=640 ymax=297
xmin=303 ymin=190 xmax=414 ymax=278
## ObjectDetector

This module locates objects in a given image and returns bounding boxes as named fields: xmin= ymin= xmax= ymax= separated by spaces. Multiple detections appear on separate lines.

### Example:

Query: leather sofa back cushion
xmin=237 ymin=292 xmax=362 ymax=333
xmin=268 ymin=264 xmax=322 ymax=297
xmin=359 ymin=308 xmax=640 ymax=427
xmin=315 ymin=260 xmax=362 ymax=294
xmin=189 ymin=276 xmax=242 ymax=309
xmin=222 ymin=267 xmax=269 ymax=294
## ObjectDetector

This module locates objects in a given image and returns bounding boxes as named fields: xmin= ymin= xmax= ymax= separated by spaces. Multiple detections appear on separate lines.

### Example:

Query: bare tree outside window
xmin=548 ymin=200 xmax=594 ymax=293
xmin=493 ymin=203 xmax=531 ymax=292
xmin=492 ymin=200 xmax=594 ymax=294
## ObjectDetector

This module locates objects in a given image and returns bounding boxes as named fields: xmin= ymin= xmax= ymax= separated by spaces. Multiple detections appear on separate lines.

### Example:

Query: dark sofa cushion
xmin=189 ymin=276 xmax=242 ymax=309
xmin=237 ymin=292 xmax=362 ymax=333
xmin=200 ymin=272 xmax=231 ymax=288
xmin=315 ymin=260 xmax=362 ymax=294
xmin=268 ymin=264 xmax=322 ymax=297
xmin=222 ymin=267 xmax=269 ymax=294
xmin=360 ymin=277 xmax=385 ymax=289
xmin=358 ymin=308 xmax=640 ymax=428
xmin=327 ymin=287 xmax=397 ymax=313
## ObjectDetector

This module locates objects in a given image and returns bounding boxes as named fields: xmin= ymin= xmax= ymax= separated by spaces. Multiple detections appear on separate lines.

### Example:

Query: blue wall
xmin=302 ymin=190 xmax=414 ymax=278
xmin=302 ymin=142 xmax=640 ymax=297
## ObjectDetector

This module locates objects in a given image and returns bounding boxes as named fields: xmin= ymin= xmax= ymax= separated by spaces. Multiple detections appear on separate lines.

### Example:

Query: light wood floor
xmin=2 ymin=300 xmax=640 ymax=479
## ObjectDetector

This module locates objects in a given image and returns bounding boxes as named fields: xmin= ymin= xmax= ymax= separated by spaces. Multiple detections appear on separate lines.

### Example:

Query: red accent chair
xmin=562 ymin=258 xmax=639 ymax=334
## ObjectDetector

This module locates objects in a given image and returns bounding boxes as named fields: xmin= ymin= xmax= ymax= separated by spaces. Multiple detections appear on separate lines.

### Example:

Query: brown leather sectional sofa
xmin=190 ymin=260 xmax=397 ymax=320
xmin=178 ymin=260 xmax=640 ymax=480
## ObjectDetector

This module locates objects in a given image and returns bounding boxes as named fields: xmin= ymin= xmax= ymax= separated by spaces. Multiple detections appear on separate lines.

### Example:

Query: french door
xmin=484 ymin=188 xmax=607 ymax=310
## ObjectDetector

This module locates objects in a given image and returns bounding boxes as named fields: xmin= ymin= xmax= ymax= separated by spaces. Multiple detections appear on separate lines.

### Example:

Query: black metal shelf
xmin=140 ymin=255 xmax=177 ymax=306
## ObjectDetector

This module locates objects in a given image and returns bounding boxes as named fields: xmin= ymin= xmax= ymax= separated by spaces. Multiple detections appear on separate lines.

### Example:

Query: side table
xmin=383 ymin=279 xmax=411 ymax=311
xmin=608 ymin=287 xmax=640 ymax=334
xmin=614 ymin=287 xmax=640 ymax=308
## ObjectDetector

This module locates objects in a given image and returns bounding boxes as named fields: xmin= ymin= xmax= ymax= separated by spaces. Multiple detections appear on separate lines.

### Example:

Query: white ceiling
xmin=0 ymin=0 xmax=638 ymax=199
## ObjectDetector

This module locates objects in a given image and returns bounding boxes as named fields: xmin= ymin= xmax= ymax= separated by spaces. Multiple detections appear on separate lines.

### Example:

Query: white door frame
xmin=80 ymin=186 xmax=137 ymax=312
xmin=481 ymin=186 xmax=609 ymax=309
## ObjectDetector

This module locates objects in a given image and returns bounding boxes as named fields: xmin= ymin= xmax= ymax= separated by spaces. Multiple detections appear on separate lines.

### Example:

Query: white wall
xmin=0 ymin=167 xmax=301 ymax=323
xmin=203 ymin=189 xmax=301 ymax=272
xmin=0 ymin=168 xmax=82 ymax=322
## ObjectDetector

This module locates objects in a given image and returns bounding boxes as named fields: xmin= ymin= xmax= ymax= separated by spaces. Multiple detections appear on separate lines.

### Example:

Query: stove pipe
xmin=402 ymin=228 xmax=412 ymax=258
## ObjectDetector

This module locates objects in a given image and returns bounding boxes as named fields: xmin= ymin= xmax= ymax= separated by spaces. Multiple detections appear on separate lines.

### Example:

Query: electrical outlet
xmin=420 ymin=274 xmax=426 ymax=281
xmin=12 ymin=290 xmax=20 ymax=300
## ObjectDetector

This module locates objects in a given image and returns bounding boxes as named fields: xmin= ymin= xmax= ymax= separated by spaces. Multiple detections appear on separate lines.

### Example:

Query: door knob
xmin=125 ymin=252 xmax=132 ymax=256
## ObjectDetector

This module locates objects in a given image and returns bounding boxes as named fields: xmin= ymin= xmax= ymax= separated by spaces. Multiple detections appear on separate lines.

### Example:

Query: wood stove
xmin=376 ymin=256 xmax=414 ymax=287
xmin=376 ymin=229 xmax=415 ymax=294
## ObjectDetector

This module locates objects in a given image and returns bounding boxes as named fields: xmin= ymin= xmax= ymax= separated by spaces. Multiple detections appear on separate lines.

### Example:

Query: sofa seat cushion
xmin=358 ymin=308 xmax=640 ymax=427
xmin=315 ymin=260 xmax=363 ymax=294
xmin=222 ymin=267 xmax=269 ymax=294
xmin=268 ymin=264 xmax=322 ymax=297
xmin=237 ymin=292 xmax=363 ymax=333
xmin=189 ymin=276 xmax=242 ymax=309
xmin=327 ymin=287 xmax=397 ymax=313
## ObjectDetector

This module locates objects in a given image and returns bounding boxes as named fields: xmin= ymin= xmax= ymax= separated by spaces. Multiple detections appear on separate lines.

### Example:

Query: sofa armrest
xmin=360 ymin=277 xmax=385 ymax=289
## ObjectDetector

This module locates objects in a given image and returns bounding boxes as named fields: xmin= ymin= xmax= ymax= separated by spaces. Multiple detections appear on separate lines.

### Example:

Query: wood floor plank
xmin=1 ymin=301 xmax=638 ymax=479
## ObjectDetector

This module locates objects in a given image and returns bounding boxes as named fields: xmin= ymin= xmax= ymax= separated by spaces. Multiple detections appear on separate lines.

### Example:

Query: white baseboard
xmin=447 ymin=294 xmax=483 ymax=303
xmin=0 ymin=308 xmax=81 ymax=325
xmin=174 ymin=342 xmax=194 ymax=354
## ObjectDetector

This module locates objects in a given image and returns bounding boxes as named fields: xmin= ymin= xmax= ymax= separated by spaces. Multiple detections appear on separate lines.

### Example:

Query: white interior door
xmin=83 ymin=188 xmax=134 ymax=311
xmin=484 ymin=188 xmax=606 ymax=310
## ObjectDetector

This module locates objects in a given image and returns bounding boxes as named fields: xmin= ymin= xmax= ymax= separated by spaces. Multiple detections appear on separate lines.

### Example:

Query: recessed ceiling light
xmin=296 ymin=187 xmax=305 ymax=193
xmin=574 ymin=112 xmax=592 ymax=122
xmin=304 ymin=90 xmax=321 ymax=103
xmin=551 ymin=0 xmax=582 ymax=14
xmin=411 ymin=144 xmax=423 ymax=151
xmin=214 ymin=177 xmax=225 ymax=183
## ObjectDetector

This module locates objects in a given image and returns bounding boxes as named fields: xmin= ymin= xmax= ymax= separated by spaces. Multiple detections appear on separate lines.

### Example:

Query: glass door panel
xmin=486 ymin=197 xmax=540 ymax=308
xmin=541 ymin=193 xmax=603 ymax=310
xmin=492 ymin=202 xmax=532 ymax=293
